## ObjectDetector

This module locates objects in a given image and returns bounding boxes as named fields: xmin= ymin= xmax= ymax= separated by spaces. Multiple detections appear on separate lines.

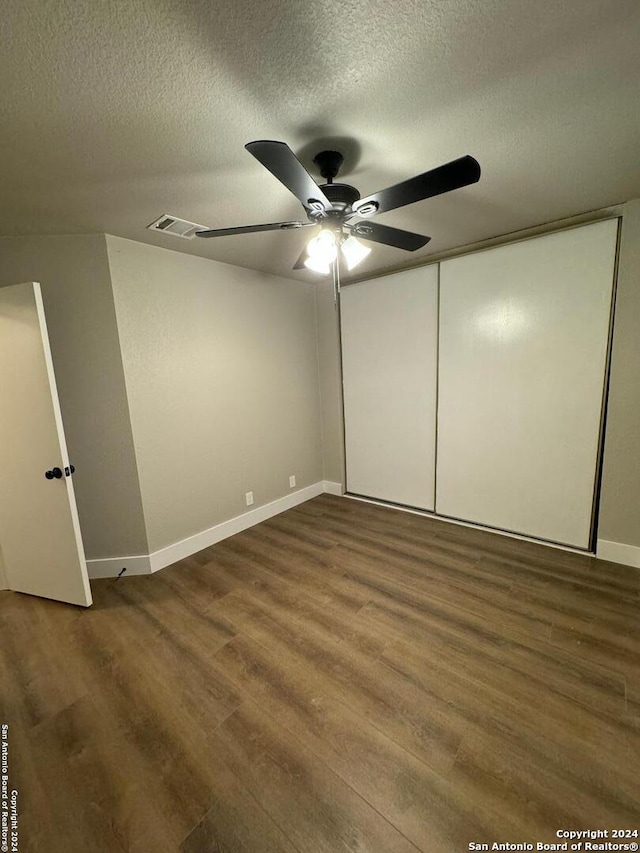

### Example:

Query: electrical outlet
xmin=245 ymin=491 xmax=254 ymax=506
xmin=289 ymin=475 xmax=296 ymax=488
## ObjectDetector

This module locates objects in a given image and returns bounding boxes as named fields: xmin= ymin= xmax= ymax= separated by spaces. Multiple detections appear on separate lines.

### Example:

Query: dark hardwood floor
xmin=1 ymin=494 xmax=639 ymax=852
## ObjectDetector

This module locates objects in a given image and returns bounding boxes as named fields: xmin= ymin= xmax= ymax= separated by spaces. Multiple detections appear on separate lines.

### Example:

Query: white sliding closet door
xmin=436 ymin=219 xmax=618 ymax=548
xmin=341 ymin=265 xmax=438 ymax=510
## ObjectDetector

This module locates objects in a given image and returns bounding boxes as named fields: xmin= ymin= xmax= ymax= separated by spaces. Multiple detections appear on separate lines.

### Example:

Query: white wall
xmin=106 ymin=236 xmax=324 ymax=553
xmin=0 ymin=235 xmax=148 ymax=560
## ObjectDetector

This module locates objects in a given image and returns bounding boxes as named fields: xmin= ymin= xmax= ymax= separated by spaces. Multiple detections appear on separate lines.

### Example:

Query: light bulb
xmin=304 ymin=255 xmax=331 ymax=275
xmin=341 ymin=235 xmax=371 ymax=271
xmin=306 ymin=230 xmax=338 ymax=265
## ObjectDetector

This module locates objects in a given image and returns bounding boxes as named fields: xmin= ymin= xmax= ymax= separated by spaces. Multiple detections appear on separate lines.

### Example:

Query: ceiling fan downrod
xmin=312 ymin=149 xmax=361 ymax=216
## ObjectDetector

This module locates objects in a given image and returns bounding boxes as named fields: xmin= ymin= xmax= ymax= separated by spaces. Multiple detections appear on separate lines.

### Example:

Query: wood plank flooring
xmin=1 ymin=494 xmax=639 ymax=852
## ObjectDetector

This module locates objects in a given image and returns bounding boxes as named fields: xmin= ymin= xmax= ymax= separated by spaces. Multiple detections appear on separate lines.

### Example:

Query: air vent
xmin=147 ymin=214 xmax=207 ymax=240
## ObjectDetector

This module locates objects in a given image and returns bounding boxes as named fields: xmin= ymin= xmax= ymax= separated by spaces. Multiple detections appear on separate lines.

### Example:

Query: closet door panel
xmin=341 ymin=266 xmax=438 ymax=510
xmin=436 ymin=219 xmax=617 ymax=548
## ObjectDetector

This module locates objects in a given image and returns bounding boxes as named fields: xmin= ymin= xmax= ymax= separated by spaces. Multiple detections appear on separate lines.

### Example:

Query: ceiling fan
xmin=196 ymin=140 xmax=481 ymax=274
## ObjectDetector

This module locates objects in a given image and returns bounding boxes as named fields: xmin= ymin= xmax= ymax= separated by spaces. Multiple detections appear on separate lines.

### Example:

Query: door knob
xmin=45 ymin=467 xmax=63 ymax=480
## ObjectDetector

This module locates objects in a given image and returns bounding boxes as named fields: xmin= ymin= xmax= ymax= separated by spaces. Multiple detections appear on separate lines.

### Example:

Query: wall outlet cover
xmin=289 ymin=475 xmax=296 ymax=488
xmin=245 ymin=491 xmax=254 ymax=506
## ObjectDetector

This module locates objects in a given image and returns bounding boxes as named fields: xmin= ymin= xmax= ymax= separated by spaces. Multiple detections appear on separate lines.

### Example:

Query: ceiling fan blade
xmin=348 ymin=221 xmax=430 ymax=251
xmin=245 ymin=140 xmax=333 ymax=214
xmin=196 ymin=221 xmax=313 ymax=238
xmin=293 ymin=246 xmax=309 ymax=270
xmin=351 ymin=155 xmax=481 ymax=217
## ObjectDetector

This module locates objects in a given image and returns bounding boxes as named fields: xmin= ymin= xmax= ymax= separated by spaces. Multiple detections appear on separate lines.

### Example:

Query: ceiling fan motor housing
xmin=320 ymin=182 xmax=361 ymax=211
xmin=313 ymin=149 xmax=361 ymax=215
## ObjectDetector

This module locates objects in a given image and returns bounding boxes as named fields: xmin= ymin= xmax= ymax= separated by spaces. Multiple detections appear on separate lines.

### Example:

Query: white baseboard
xmin=596 ymin=539 xmax=640 ymax=568
xmin=148 ymin=481 xmax=327 ymax=573
xmin=86 ymin=554 xmax=152 ymax=579
xmin=87 ymin=480 xmax=344 ymax=579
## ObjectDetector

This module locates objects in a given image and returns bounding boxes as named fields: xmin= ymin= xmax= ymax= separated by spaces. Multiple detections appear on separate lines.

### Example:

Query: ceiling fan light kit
xmin=194 ymin=140 xmax=481 ymax=275
xmin=301 ymin=231 xmax=372 ymax=274
xmin=341 ymin=235 xmax=372 ymax=270
xmin=303 ymin=255 xmax=332 ymax=275
xmin=307 ymin=229 xmax=338 ymax=265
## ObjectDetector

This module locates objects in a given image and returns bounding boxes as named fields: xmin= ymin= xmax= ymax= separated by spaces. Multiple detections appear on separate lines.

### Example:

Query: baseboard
xmin=86 ymin=554 xmax=152 ymax=579
xmin=87 ymin=480 xmax=343 ymax=579
xmin=596 ymin=539 xmax=640 ymax=568
xmin=86 ymin=491 xmax=639 ymax=579
xmin=148 ymin=481 xmax=328 ymax=573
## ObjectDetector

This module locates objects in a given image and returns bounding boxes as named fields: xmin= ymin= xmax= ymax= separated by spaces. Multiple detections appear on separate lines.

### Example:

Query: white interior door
xmin=341 ymin=265 xmax=439 ymax=510
xmin=436 ymin=219 xmax=618 ymax=548
xmin=0 ymin=282 xmax=92 ymax=606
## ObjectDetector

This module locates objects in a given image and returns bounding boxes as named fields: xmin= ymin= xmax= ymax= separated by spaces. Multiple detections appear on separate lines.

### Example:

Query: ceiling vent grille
xmin=147 ymin=214 xmax=207 ymax=240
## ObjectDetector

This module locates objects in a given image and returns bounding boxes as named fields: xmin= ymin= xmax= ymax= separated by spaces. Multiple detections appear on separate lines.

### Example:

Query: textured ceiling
xmin=2 ymin=0 xmax=640 ymax=282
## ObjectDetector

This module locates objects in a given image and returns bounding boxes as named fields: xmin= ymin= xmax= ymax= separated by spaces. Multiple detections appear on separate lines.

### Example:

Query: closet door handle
xmin=45 ymin=467 xmax=63 ymax=480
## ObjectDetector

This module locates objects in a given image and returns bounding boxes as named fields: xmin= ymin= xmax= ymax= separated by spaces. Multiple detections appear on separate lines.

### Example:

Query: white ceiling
xmin=2 ymin=0 xmax=640 ymax=282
